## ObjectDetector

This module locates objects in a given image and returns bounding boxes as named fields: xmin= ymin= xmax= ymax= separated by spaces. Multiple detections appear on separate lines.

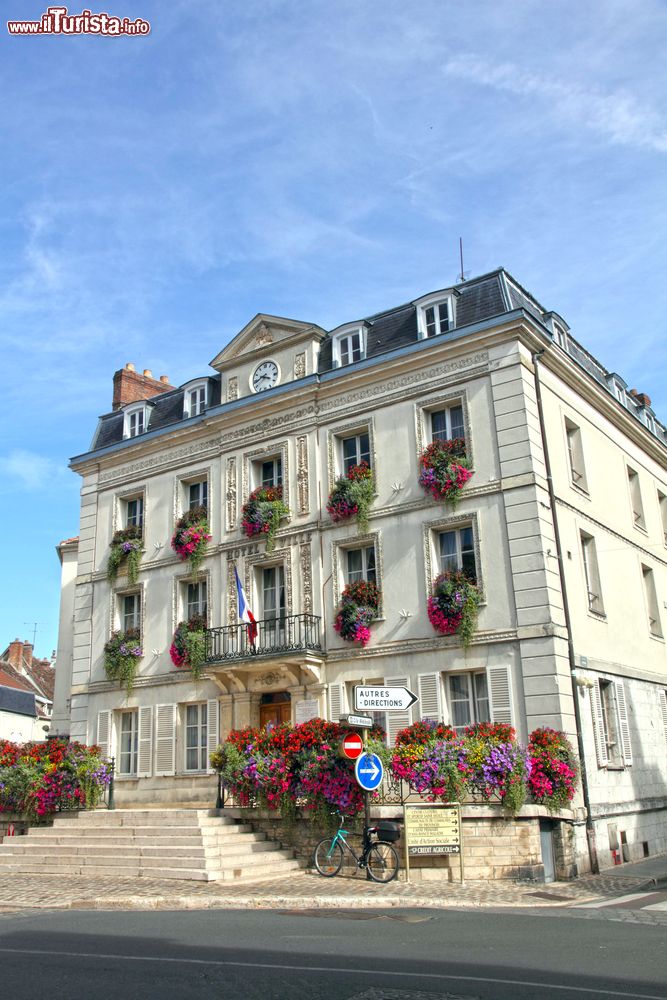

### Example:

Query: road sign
xmin=340 ymin=732 xmax=364 ymax=761
xmin=404 ymin=805 xmax=462 ymax=855
xmin=340 ymin=713 xmax=374 ymax=729
xmin=354 ymin=685 xmax=418 ymax=713
xmin=354 ymin=751 xmax=384 ymax=791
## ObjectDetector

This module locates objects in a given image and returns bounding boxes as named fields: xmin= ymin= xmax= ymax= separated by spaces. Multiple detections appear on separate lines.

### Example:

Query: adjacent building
xmin=51 ymin=270 xmax=667 ymax=872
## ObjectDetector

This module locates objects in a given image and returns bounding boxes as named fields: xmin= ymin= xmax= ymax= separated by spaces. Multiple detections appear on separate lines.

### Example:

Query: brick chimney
xmin=629 ymin=389 xmax=652 ymax=408
xmin=112 ymin=363 xmax=173 ymax=411
xmin=6 ymin=639 xmax=32 ymax=672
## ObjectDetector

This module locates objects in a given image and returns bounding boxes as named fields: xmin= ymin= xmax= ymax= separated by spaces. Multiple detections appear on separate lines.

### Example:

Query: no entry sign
xmin=340 ymin=732 xmax=364 ymax=760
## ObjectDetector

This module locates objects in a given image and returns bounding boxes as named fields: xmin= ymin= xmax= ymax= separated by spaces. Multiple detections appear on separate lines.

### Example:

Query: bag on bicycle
xmin=374 ymin=820 xmax=400 ymax=843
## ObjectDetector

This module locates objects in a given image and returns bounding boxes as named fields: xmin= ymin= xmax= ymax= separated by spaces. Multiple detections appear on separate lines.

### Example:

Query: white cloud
xmin=2 ymin=450 xmax=72 ymax=492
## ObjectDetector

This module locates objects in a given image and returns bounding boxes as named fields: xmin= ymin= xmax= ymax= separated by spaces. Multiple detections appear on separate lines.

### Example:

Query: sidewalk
xmin=0 ymin=853 xmax=665 ymax=913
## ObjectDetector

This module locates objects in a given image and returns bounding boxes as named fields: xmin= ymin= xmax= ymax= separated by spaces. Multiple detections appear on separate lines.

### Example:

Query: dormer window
xmin=414 ymin=291 xmax=455 ymax=340
xmin=553 ymin=324 xmax=568 ymax=350
xmin=124 ymin=404 xmax=148 ymax=439
xmin=331 ymin=324 xmax=366 ymax=368
xmin=184 ymin=380 xmax=207 ymax=418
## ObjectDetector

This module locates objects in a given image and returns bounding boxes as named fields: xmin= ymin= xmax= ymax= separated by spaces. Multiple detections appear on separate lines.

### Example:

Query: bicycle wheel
xmin=366 ymin=842 xmax=399 ymax=883
xmin=313 ymin=838 xmax=344 ymax=877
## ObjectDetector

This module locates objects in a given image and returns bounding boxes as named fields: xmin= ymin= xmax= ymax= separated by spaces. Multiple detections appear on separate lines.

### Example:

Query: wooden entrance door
xmin=259 ymin=695 xmax=291 ymax=730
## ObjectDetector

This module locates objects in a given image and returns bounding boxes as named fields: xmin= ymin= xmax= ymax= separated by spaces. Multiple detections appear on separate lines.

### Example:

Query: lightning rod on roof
xmin=458 ymin=237 xmax=470 ymax=283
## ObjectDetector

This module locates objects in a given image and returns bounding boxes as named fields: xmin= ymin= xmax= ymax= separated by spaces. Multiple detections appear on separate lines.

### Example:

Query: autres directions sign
xmin=354 ymin=685 xmax=418 ymax=713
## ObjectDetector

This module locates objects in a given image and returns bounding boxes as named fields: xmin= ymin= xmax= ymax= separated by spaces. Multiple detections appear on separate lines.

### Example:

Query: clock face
xmin=252 ymin=360 xmax=279 ymax=392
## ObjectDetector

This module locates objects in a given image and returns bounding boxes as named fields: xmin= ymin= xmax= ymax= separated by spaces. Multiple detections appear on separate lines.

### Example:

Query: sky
xmin=0 ymin=0 xmax=665 ymax=659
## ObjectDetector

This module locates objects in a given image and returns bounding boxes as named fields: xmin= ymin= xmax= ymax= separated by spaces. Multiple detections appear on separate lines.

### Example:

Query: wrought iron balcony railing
xmin=205 ymin=613 xmax=322 ymax=663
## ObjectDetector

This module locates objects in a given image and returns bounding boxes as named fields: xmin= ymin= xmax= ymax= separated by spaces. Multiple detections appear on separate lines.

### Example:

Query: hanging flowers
xmin=103 ymin=628 xmax=143 ymax=694
xmin=107 ymin=525 xmax=143 ymax=585
xmin=171 ymin=505 xmax=212 ymax=576
xmin=528 ymin=727 xmax=579 ymax=812
xmin=427 ymin=570 xmax=480 ymax=646
xmin=241 ymin=485 xmax=289 ymax=553
xmin=170 ymin=612 xmax=208 ymax=680
xmin=334 ymin=580 xmax=380 ymax=647
xmin=326 ymin=461 xmax=375 ymax=534
xmin=418 ymin=438 xmax=472 ymax=506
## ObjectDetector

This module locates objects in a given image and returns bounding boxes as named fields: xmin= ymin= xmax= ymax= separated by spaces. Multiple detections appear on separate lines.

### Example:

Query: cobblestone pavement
xmin=0 ymin=867 xmax=660 ymax=914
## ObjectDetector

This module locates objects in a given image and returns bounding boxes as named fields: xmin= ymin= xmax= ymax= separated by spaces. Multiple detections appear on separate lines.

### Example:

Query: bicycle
xmin=313 ymin=813 xmax=400 ymax=883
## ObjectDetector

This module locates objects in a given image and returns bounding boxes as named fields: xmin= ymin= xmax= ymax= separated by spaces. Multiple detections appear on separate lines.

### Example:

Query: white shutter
xmin=661 ymin=690 xmax=667 ymax=751
xmin=207 ymin=699 xmax=220 ymax=772
xmin=591 ymin=680 xmax=609 ymax=767
xmin=487 ymin=665 xmax=514 ymax=726
xmin=418 ymin=673 xmax=442 ymax=723
xmin=96 ymin=710 xmax=112 ymax=761
xmin=329 ymin=683 xmax=344 ymax=722
xmin=137 ymin=706 xmax=153 ymax=778
xmin=154 ymin=703 xmax=176 ymax=776
xmin=384 ymin=675 xmax=412 ymax=746
xmin=615 ymin=681 xmax=633 ymax=766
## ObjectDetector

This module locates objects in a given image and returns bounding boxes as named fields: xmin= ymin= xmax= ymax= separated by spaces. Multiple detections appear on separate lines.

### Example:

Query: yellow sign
xmin=404 ymin=805 xmax=461 ymax=856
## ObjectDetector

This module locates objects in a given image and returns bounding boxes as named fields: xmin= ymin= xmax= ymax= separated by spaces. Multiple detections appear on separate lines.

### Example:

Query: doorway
xmin=259 ymin=691 xmax=291 ymax=730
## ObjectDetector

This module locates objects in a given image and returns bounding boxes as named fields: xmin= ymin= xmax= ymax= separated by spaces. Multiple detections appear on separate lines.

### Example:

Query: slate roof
xmin=0 ymin=685 xmax=36 ymax=719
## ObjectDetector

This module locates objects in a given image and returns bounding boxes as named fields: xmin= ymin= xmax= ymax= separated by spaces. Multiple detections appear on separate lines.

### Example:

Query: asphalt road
xmin=0 ymin=905 xmax=665 ymax=1000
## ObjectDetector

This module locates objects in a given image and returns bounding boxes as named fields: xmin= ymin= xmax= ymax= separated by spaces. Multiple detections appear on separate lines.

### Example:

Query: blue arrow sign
xmin=354 ymin=752 xmax=384 ymax=791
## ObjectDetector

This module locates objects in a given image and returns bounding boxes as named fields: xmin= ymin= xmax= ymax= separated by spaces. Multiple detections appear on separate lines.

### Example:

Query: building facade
xmin=51 ymin=270 xmax=667 ymax=872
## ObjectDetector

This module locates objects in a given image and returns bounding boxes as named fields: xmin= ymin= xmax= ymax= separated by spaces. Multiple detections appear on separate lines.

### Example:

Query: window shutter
xmin=137 ymin=706 xmax=153 ymax=778
xmin=487 ymin=665 xmax=513 ymax=726
xmin=207 ymin=699 xmax=220 ymax=772
xmin=96 ymin=710 xmax=112 ymax=761
xmin=661 ymin=691 xmax=667 ymax=751
xmin=384 ymin=675 xmax=412 ymax=746
xmin=418 ymin=673 xmax=441 ymax=723
xmin=154 ymin=704 xmax=176 ymax=776
xmin=591 ymin=681 xmax=609 ymax=767
xmin=329 ymin=683 xmax=344 ymax=722
xmin=615 ymin=681 xmax=633 ymax=765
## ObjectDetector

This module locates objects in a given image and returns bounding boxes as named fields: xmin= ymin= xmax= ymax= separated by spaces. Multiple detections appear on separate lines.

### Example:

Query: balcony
xmin=205 ymin=613 xmax=323 ymax=665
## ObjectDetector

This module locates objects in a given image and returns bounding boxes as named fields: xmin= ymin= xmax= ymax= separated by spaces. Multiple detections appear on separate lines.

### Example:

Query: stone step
xmin=13 ymin=830 xmax=263 ymax=848
xmin=2 ymin=840 xmax=283 ymax=860
xmin=0 ymin=856 xmax=302 ymax=882
xmin=51 ymin=811 xmax=232 ymax=829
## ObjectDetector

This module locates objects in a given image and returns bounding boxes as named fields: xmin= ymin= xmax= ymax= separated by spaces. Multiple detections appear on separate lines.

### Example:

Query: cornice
xmin=325 ymin=628 xmax=518 ymax=661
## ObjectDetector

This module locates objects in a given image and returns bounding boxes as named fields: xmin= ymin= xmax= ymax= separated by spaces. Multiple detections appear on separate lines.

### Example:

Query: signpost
xmin=403 ymin=804 xmax=464 ymax=883
xmin=339 ymin=731 xmax=364 ymax=761
xmin=354 ymin=685 xmax=418 ymax=713
xmin=354 ymin=751 xmax=384 ymax=792
xmin=339 ymin=713 xmax=374 ymax=729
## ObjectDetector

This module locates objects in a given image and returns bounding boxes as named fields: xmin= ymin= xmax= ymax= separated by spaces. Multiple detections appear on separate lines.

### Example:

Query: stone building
xmin=51 ymin=269 xmax=667 ymax=873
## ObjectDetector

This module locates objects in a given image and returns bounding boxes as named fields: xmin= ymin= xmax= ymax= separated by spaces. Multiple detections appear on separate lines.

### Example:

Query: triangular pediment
xmin=210 ymin=314 xmax=327 ymax=371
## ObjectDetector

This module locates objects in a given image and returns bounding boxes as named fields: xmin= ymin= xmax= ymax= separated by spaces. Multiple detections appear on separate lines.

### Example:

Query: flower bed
xmin=103 ymin=628 xmax=143 ymax=693
xmin=528 ymin=727 xmax=579 ymax=812
xmin=170 ymin=612 xmax=207 ymax=679
xmin=171 ymin=505 xmax=212 ymax=576
xmin=427 ymin=570 xmax=480 ymax=646
xmin=241 ymin=486 xmax=289 ymax=553
xmin=334 ymin=580 xmax=380 ymax=647
xmin=0 ymin=739 xmax=111 ymax=819
xmin=418 ymin=438 xmax=472 ymax=505
xmin=326 ymin=461 xmax=374 ymax=534
xmin=107 ymin=525 xmax=143 ymax=585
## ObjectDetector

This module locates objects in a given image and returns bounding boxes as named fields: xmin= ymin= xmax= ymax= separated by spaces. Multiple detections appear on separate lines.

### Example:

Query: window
xmin=431 ymin=404 xmax=465 ymax=444
xmin=447 ymin=672 xmax=490 ymax=732
xmin=262 ymin=566 xmax=285 ymax=621
xmin=125 ymin=496 xmax=144 ymax=528
xmin=553 ymin=324 xmax=568 ymax=350
xmin=599 ymin=680 xmax=622 ymax=765
xmin=438 ymin=526 xmax=476 ymax=582
xmin=565 ymin=418 xmax=588 ymax=491
xmin=658 ymin=491 xmax=667 ymax=546
xmin=592 ymin=678 xmax=633 ymax=768
xmin=186 ymin=580 xmax=207 ymax=620
xmin=188 ymin=479 xmax=208 ymax=511
xmin=124 ymin=405 xmax=147 ymax=439
xmin=259 ymin=457 xmax=282 ymax=489
xmin=118 ymin=710 xmax=138 ymax=776
xmin=331 ymin=324 xmax=366 ymax=367
xmin=184 ymin=703 xmax=208 ymax=772
xmin=184 ymin=382 xmax=207 ymax=418
xmin=341 ymin=432 xmax=370 ymax=475
xmin=580 ymin=532 xmax=604 ymax=615
xmin=642 ymin=565 xmax=663 ymax=637
xmin=122 ymin=592 xmax=141 ymax=634
xmin=627 ymin=467 xmax=646 ymax=529
xmin=415 ymin=292 xmax=455 ymax=340
xmin=346 ymin=546 xmax=376 ymax=585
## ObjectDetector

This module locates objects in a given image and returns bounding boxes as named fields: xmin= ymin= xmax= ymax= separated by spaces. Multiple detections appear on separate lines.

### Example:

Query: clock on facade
xmin=251 ymin=360 xmax=279 ymax=392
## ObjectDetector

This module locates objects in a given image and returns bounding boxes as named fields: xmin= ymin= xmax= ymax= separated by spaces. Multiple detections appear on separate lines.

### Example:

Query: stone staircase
xmin=0 ymin=809 xmax=302 ymax=882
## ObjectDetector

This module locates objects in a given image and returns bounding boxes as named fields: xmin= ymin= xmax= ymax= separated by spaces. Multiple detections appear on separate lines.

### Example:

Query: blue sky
xmin=1 ymin=0 xmax=665 ymax=659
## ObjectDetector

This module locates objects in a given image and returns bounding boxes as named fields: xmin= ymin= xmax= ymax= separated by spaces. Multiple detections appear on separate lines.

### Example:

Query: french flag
xmin=234 ymin=566 xmax=258 ymax=645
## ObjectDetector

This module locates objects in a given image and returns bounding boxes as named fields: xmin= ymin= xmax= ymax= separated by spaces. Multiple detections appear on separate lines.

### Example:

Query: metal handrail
xmin=205 ymin=613 xmax=322 ymax=662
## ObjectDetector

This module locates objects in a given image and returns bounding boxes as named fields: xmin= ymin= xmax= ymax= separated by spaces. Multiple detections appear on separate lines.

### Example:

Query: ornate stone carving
xmin=226 ymin=558 xmax=237 ymax=627
xmin=296 ymin=435 xmax=309 ymax=514
xmin=256 ymin=323 xmax=273 ymax=347
xmin=258 ymin=671 xmax=282 ymax=687
xmin=294 ymin=352 xmax=306 ymax=379
xmin=227 ymin=376 xmax=239 ymax=401
xmin=219 ymin=406 xmax=317 ymax=446
xmin=98 ymin=439 xmax=219 ymax=485
xmin=300 ymin=541 xmax=313 ymax=613
xmin=226 ymin=457 xmax=237 ymax=532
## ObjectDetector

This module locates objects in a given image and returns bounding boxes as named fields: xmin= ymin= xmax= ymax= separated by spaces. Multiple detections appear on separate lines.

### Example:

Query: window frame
xmin=123 ymin=403 xmax=149 ymax=439
xmin=183 ymin=702 xmax=208 ymax=773
xmin=658 ymin=490 xmax=667 ymax=548
xmin=437 ymin=524 xmax=476 ymax=582
xmin=331 ymin=323 xmax=367 ymax=368
xmin=414 ymin=290 xmax=456 ymax=341
xmin=423 ymin=512 xmax=483 ymax=604
xmin=564 ymin=417 xmax=588 ymax=493
xmin=332 ymin=531 xmax=382 ymax=615
xmin=118 ymin=709 xmax=138 ymax=776
xmin=183 ymin=380 xmax=208 ymax=419
xmin=627 ymin=465 xmax=646 ymax=531
xmin=327 ymin=420 xmax=376 ymax=492
xmin=580 ymin=531 xmax=605 ymax=616
xmin=415 ymin=391 xmax=472 ymax=467
xmin=242 ymin=442 xmax=289 ymax=510
xmin=641 ymin=563 xmax=663 ymax=638
xmin=446 ymin=671 xmax=491 ymax=733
